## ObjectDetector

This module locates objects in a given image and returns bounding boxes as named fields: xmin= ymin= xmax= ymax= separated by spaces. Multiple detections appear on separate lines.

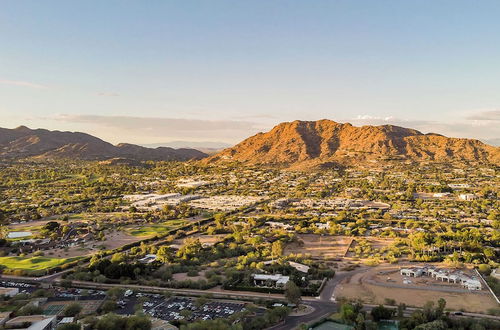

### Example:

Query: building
xmin=265 ymin=221 xmax=294 ymax=231
xmin=252 ymin=274 xmax=290 ymax=288
xmin=400 ymin=266 xmax=482 ymax=290
xmin=138 ymin=254 xmax=157 ymax=264
xmin=0 ymin=287 xmax=19 ymax=297
xmin=491 ymin=268 xmax=500 ymax=280
xmin=5 ymin=315 xmax=56 ymax=330
xmin=459 ymin=194 xmax=478 ymax=201
xmin=315 ymin=222 xmax=331 ymax=230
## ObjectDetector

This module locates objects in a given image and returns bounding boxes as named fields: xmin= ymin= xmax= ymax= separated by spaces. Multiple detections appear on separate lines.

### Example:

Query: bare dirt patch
xmin=334 ymin=264 xmax=498 ymax=313
xmin=285 ymin=234 xmax=353 ymax=258
xmin=172 ymin=234 xmax=225 ymax=248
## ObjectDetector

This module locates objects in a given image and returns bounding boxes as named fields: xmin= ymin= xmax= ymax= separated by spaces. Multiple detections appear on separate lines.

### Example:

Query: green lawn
xmin=127 ymin=219 xmax=187 ymax=237
xmin=0 ymin=256 xmax=80 ymax=271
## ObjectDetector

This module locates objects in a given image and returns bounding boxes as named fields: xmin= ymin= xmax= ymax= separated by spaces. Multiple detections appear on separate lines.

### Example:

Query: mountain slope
xmin=207 ymin=120 xmax=500 ymax=167
xmin=0 ymin=126 xmax=207 ymax=161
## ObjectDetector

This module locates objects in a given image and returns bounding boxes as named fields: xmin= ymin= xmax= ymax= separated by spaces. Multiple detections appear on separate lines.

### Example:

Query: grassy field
xmin=0 ymin=256 xmax=80 ymax=271
xmin=127 ymin=219 xmax=187 ymax=237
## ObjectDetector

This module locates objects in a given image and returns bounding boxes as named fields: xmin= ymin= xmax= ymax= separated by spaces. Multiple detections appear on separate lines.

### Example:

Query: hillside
xmin=0 ymin=126 xmax=207 ymax=161
xmin=206 ymin=120 xmax=500 ymax=168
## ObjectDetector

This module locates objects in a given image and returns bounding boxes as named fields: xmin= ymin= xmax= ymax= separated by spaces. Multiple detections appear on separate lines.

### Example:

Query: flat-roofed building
xmin=252 ymin=274 xmax=290 ymax=288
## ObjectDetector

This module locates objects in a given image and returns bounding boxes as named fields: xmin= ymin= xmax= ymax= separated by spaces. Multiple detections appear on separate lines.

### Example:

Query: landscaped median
xmin=0 ymin=256 xmax=82 ymax=276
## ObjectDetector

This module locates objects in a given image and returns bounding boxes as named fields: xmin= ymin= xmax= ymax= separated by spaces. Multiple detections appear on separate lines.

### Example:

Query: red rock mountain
xmin=0 ymin=126 xmax=207 ymax=161
xmin=207 ymin=120 xmax=500 ymax=168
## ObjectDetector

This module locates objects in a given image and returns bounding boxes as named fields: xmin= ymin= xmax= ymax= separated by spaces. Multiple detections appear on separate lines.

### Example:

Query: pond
xmin=7 ymin=231 xmax=32 ymax=239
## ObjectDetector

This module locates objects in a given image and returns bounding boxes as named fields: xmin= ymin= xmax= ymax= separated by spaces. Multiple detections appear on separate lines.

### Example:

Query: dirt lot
xmin=345 ymin=237 xmax=395 ymax=257
xmin=172 ymin=270 xmax=208 ymax=282
xmin=101 ymin=230 xmax=144 ymax=250
xmin=39 ymin=230 xmax=143 ymax=258
xmin=172 ymin=234 xmax=225 ymax=248
xmin=334 ymin=263 xmax=498 ymax=313
xmin=285 ymin=234 xmax=353 ymax=258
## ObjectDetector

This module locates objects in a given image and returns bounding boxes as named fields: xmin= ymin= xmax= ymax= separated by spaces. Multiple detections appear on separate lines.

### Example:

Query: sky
xmin=1 ymin=1 xmax=499 ymax=146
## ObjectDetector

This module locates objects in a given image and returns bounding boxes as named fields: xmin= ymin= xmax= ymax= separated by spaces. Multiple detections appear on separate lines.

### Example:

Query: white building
xmin=459 ymin=194 xmax=478 ymax=201
xmin=491 ymin=268 xmax=500 ymax=280
xmin=138 ymin=254 xmax=157 ymax=264
xmin=400 ymin=266 xmax=482 ymax=290
xmin=0 ymin=287 xmax=19 ymax=297
xmin=265 ymin=221 xmax=294 ymax=231
xmin=252 ymin=274 xmax=290 ymax=288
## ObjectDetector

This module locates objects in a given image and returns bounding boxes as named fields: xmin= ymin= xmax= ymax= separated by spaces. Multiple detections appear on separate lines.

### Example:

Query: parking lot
xmin=0 ymin=281 xmax=248 ymax=323
xmin=119 ymin=295 xmax=246 ymax=322
xmin=0 ymin=280 xmax=37 ymax=294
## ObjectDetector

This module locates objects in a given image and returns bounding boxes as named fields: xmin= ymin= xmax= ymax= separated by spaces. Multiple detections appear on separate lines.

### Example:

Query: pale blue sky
xmin=1 ymin=1 xmax=499 ymax=145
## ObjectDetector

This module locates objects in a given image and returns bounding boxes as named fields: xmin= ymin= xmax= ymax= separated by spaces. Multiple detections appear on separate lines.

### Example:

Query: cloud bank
xmin=45 ymin=114 xmax=265 ymax=144
xmin=0 ymin=79 xmax=48 ymax=89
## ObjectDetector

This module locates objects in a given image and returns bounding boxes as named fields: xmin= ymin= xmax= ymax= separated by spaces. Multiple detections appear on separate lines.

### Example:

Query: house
xmin=315 ymin=222 xmax=330 ymax=230
xmin=58 ymin=317 xmax=74 ymax=326
xmin=463 ymin=278 xmax=482 ymax=290
xmin=400 ymin=266 xmax=482 ymax=290
xmin=459 ymin=194 xmax=477 ymax=201
xmin=265 ymin=221 xmax=293 ymax=231
xmin=252 ymin=274 xmax=290 ymax=288
xmin=138 ymin=254 xmax=157 ymax=264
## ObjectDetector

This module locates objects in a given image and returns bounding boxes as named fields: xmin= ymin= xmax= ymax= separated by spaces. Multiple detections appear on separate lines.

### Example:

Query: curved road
xmin=269 ymin=269 xmax=367 ymax=330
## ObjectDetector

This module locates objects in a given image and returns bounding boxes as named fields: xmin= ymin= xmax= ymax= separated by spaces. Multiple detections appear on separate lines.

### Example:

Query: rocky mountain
xmin=207 ymin=120 xmax=500 ymax=168
xmin=0 ymin=126 xmax=207 ymax=161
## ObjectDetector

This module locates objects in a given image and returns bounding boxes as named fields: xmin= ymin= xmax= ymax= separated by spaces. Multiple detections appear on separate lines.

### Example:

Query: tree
xmin=156 ymin=246 xmax=171 ymax=263
xmin=340 ymin=303 xmax=357 ymax=324
xmin=43 ymin=221 xmax=60 ymax=232
xmin=414 ymin=320 xmax=448 ymax=330
xmin=111 ymin=252 xmax=125 ymax=263
xmin=0 ymin=225 xmax=9 ymax=239
xmin=96 ymin=313 xmax=127 ymax=330
xmin=57 ymin=324 xmax=81 ymax=330
xmin=436 ymin=298 xmax=446 ymax=318
xmin=101 ymin=300 xmax=118 ymax=313
xmin=284 ymin=281 xmax=301 ymax=305
xmin=271 ymin=241 xmax=283 ymax=259
xmin=63 ymin=303 xmax=82 ymax=317
xmin=370 ymin=305 xmax=394 ymax=322
xmin=126 ymin=314 xmax=151 ymax=330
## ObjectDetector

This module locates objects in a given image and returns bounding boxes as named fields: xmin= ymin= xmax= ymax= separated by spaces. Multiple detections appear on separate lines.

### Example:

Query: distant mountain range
xmin=142 ymin=141 xmax=232 ymax=150
xmin=207 ymin=120 xmax=500 ymax=168
xmin=142 ymin=141 xmax=231 ymax=154
xmin=0 ymin=126 xmax=207 ymax=161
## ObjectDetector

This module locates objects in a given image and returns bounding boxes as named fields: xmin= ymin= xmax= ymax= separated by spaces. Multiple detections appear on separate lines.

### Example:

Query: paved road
xmin=269 ymin=269 xmax=368 ymax=330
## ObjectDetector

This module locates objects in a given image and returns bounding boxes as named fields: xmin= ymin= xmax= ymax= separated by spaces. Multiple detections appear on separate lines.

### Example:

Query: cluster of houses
xmin=271 ymin=198 xmax=390 ymax=211
xmin=399 ymin=266 xmax=483 ymax=290
xmin=124 ymin=193 xmax=201 ymax=210
xmin=124 ymin=193 xmax=263 ymax=212
xmin=252 ymin=261 xmax=310 ymax=289
xmin=187 ymin=195 xmax=263 ymax=212
xmin=11 ymin=223 xmax=96 ymax=254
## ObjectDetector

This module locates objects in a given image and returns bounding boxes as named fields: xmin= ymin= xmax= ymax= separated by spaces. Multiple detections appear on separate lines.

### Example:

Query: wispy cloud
xmin=347 ymin=112 xmax=500 ymax=145
xmin=465 ymin=110 xmax=500 ymax=121
xmin=0 ymin=79 xmax=48 ymax=89
xmin=98 ymin=92 xmax=119 ymax=97
xmin=43 ymin=114 xmax=264 ymax=143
